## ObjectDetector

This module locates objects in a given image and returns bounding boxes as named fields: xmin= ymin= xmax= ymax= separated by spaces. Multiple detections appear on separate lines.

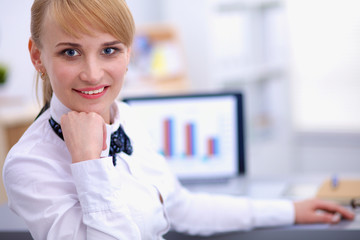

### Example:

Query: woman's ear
xmin=28 ymin=38 xmax=43 ymax=72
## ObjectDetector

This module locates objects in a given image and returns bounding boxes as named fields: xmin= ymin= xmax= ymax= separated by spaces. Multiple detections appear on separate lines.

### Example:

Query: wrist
xmin=71 ymin=152 xmax=101 ymax=163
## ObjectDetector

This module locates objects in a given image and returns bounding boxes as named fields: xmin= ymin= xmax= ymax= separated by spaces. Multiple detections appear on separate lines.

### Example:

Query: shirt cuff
xmin=71 ymin=157 xmax=124 ymax=213
xmin=251 ymin=199 xmax=295 ymax=228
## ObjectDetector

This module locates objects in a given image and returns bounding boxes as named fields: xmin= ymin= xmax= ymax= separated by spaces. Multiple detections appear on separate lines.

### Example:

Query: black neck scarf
xmin=48 ymin=117 xmax=132 ymax=166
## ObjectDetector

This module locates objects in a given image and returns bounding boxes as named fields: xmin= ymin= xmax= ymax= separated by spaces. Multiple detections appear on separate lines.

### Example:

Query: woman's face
xmin=32 ymin=15 xmax=131 ymax=124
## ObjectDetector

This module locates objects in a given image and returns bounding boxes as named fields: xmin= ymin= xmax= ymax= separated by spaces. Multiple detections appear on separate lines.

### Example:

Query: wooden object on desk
xmin=316 ymin=178 xmax=360 ymax=204
xmin=0 ymin=101 xmax=38 ymax=204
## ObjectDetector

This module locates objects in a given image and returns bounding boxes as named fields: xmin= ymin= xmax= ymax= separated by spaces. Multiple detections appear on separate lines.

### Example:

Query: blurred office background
xmin=1 ymin=0 xmax=360 ymax=202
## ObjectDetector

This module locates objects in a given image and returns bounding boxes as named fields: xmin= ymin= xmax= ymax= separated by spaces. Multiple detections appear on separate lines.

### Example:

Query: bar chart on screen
xmin=125 ymin=94 xmax=241 ymax=180
xmin=161 ymin=116 xmax=223 ymax=160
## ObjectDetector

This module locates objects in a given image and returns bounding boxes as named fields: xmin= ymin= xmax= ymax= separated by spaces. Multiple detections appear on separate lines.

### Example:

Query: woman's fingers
xmin=294 ymin=198 xmax=355 ymax=224
xmin=61 ymin=111 xmax=105 ymax=163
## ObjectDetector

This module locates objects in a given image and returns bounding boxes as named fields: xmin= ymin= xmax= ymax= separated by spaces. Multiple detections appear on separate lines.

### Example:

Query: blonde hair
xmin=31 ymin=0 xmax=135 ymax=106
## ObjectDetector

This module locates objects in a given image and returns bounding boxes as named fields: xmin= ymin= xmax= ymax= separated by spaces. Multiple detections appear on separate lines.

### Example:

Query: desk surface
xmin=164 ymin=228 xmax=360 ymax=240
xmin=2 ymin=223 xmax=359 ymax=240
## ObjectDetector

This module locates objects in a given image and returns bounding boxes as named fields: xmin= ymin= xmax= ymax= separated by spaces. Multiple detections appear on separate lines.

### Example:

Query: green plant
xmin=0 ymin=64 xmax=8 ymax=85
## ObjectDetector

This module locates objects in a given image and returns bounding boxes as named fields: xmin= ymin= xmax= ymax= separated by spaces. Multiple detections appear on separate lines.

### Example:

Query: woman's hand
xmin=294 ymin=198 xmax=355 ymax=224
xmin=61 ymin=111 xmax=107 ymax=163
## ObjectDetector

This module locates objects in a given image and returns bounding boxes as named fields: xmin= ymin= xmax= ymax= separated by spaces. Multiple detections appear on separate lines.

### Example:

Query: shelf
xmin=125 ymin=24 xmax=189 ymax=95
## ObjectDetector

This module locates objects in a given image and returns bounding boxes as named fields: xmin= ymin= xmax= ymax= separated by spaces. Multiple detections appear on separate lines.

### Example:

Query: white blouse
xmin=3 ymin=95 xmax=295 ymax=240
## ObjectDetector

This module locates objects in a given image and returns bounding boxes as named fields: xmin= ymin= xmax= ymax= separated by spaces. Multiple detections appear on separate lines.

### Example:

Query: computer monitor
xmin=123 ymin=92 xmax=245 ymax=182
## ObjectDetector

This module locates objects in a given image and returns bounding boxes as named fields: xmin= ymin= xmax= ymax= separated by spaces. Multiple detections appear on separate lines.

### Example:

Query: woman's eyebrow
xmin=55 ymin=41 xmax=122 ymax=48
xmin=103 ymin=41 xmax=122 ymax=46
xmin=55 ymin=42 xmax=81 ymax=48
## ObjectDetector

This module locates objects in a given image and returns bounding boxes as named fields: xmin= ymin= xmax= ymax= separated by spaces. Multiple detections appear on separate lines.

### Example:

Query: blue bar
xmin=190 ymin=123 xmax=196 ymax=156
xmin=213 ymin=138 xmax=219 ymax=156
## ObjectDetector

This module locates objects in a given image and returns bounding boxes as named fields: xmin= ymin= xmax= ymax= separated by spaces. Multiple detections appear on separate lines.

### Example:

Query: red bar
xmin=186 ymin=124 xmax=192 ymax=156
xmin=164 ymin=119 xmax=170 ymax=156
xmin=208 ymin=138 xmax=214 ymax=156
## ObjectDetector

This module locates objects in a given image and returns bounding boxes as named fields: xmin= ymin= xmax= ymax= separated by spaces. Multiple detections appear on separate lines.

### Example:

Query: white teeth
xmin=81 ymin=87 xmax=105 ymax=95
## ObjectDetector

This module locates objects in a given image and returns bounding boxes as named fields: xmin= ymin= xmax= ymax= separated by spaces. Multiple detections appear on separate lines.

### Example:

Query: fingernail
xmin=332 ymin=212 xmax=341 ymax=223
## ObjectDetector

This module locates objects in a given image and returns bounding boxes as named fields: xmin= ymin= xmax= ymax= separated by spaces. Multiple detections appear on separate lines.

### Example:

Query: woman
xmin=3 ymin=0 xmax=354 ymax=239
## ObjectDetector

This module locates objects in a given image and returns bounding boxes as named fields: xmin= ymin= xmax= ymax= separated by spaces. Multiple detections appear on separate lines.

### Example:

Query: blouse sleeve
xmin=71 ymin=157 xmax=143 ymax=239
xmin=130 ymin=132 xmax=296 ymax=236
xmin=165 ymin=178 xmax=295 ymax=236
xmin=4 ymin=153 xmax=142 ymax=240
xmin=120 ymin=101 xmax=296 ymax=236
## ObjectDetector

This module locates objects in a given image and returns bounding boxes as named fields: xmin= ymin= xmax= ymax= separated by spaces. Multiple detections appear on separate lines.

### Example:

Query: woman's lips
xmin=74 ymin=86 xmax=108 ymax=99
xmin=80 ymin=87 xmax=105 ymax=95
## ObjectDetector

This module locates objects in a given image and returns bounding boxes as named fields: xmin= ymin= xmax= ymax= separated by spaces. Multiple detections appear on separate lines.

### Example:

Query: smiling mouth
xmin=80 ymin=87 xmax=105 ymax=95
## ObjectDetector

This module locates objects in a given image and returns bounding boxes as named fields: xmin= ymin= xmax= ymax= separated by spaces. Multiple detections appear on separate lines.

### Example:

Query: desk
xmin=1 ymin=212 xmax=359 ymax=240
xmin=165 ymin=228 xmax=360 ymax=240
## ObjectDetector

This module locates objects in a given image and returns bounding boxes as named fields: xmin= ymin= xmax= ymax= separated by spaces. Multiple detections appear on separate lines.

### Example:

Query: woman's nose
xmin=79 ymin=57 xmax=104 ymax=83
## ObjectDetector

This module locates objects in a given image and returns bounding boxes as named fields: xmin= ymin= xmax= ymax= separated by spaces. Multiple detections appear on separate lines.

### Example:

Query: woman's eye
xmin=103 ymin=48 xmax=116 ymax=55
xmin=64 ymin=49 xmax=79 ymax=57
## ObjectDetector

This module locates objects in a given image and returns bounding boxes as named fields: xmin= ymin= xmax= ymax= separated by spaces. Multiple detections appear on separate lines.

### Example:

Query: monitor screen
xmin=123 ymin=92 xmax=245 ymax=181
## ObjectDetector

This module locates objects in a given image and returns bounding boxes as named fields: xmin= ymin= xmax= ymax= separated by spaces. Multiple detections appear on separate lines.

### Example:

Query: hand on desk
xmin=294 ymin=198 xmax=355 ymax=224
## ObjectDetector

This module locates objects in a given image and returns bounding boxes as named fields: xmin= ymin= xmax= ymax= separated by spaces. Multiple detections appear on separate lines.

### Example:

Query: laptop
xmin=123 ymin=92 xmax=245 ymax=183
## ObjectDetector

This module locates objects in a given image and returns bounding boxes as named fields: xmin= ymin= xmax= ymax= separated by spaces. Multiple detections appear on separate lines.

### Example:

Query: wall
xmin=285 ymin=0 xmax=360 ymax=174
xmin=286 ymin=0 xmax=360 ymax=133
xmin=0 ymin=0 xmax=35 ymax=103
